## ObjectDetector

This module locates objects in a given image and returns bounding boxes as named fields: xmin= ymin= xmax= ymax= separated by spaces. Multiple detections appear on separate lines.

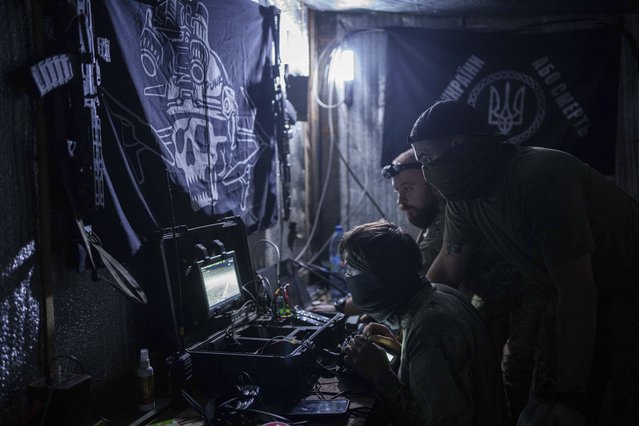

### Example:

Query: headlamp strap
xmin=381 ymin=162 xmax=422 ymax=179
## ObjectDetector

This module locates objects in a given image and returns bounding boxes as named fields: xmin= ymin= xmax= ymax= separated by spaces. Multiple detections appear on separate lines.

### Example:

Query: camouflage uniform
xmin=377 ymin=283 xmax=507 ymax=425
xmin=417 ymin=200 xmax=548 ymax=421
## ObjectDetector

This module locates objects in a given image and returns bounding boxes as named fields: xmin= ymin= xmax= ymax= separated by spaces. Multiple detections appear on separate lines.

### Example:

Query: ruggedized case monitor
xmin=156 ymin=216 xmax=345 ymax=395
xmin=195 ymin=251 xmax=243 ymax=318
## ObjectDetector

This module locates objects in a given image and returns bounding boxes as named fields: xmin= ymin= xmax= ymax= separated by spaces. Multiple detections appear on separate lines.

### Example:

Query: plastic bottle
xmin=328 ymin=225 xmax=345 ymax=274
xmin=137 ymin=348 xmax=155 ymax=411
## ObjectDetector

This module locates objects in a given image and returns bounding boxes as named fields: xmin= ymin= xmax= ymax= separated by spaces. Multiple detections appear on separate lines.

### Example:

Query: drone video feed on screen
xmin=198 ymin=253 xmax=242 ymax=313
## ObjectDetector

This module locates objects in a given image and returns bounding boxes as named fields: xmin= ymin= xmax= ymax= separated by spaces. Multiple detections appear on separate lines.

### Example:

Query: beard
xmin=407 ymin=199 xmax=440 ymax=229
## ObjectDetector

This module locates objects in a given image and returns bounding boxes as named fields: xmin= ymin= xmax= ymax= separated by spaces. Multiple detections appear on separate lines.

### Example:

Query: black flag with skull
xmin=92 ymin=0 xmax=277 ymax=259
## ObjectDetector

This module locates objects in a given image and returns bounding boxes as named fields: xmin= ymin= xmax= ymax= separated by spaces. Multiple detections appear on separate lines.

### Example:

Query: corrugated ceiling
xmin=299 ymin=0 xmax=639 ymax=15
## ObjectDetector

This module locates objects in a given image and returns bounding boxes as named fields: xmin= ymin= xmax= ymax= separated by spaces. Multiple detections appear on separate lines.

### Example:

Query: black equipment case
xmin=158 ymin=216 xmax=345 ymax=396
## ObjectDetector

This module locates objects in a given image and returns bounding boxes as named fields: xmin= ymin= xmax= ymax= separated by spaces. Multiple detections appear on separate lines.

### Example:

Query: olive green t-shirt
xmin=444 ymin=146 xmax=639 ymax=296
xmin=420 ymin=199 xmax=527 ymax=298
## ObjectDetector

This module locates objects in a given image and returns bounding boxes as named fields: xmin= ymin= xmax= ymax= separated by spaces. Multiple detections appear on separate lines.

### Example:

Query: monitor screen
xmin=196 ymin=251 xmax=243 ymax=316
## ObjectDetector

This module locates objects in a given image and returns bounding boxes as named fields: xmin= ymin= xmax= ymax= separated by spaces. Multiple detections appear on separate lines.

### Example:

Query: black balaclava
xmin=408 ymin=100 xmax=511 ymax=201
xmin=421 ymin=137 xmax=509 ymax=201
xmin=344 ymin=249 xmax=425 ymax=324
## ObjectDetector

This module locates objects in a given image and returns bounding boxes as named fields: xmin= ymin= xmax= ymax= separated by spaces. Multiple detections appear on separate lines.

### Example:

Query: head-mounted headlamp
xmin=381 ymin=162 xmax=422 ymax=179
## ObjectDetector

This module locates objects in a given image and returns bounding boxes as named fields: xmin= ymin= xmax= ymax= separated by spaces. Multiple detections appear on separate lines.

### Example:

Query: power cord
xmin=37 ymin=356 xmax=100 ymax=426
xmin=182 ymin=383 xmax=308 ymax=426
xmin=252 ymin=239 xmax=281 ymax=286
xmin=289 ymin=259 xmax=348 ymax=296
xmin=296 ymin=29 xmax=389 ymax=264
xmin=254 ymin=335 xmax=296 ymax=355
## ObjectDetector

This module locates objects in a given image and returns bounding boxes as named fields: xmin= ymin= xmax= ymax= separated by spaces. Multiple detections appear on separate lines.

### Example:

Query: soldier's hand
xmin=343 ymin=335 xmax=392 ymax=383
xmin=362 ymin=323 xmax=401 ymax=355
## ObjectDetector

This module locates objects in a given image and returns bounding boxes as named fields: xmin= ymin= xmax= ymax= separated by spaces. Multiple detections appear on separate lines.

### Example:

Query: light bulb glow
xmin=332 ymin=48 xmax=354 ymax=82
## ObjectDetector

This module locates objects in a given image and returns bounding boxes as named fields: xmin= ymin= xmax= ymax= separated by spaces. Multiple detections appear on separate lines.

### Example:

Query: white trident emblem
xmin=488 ymin=82 xmax=525 ymax=134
